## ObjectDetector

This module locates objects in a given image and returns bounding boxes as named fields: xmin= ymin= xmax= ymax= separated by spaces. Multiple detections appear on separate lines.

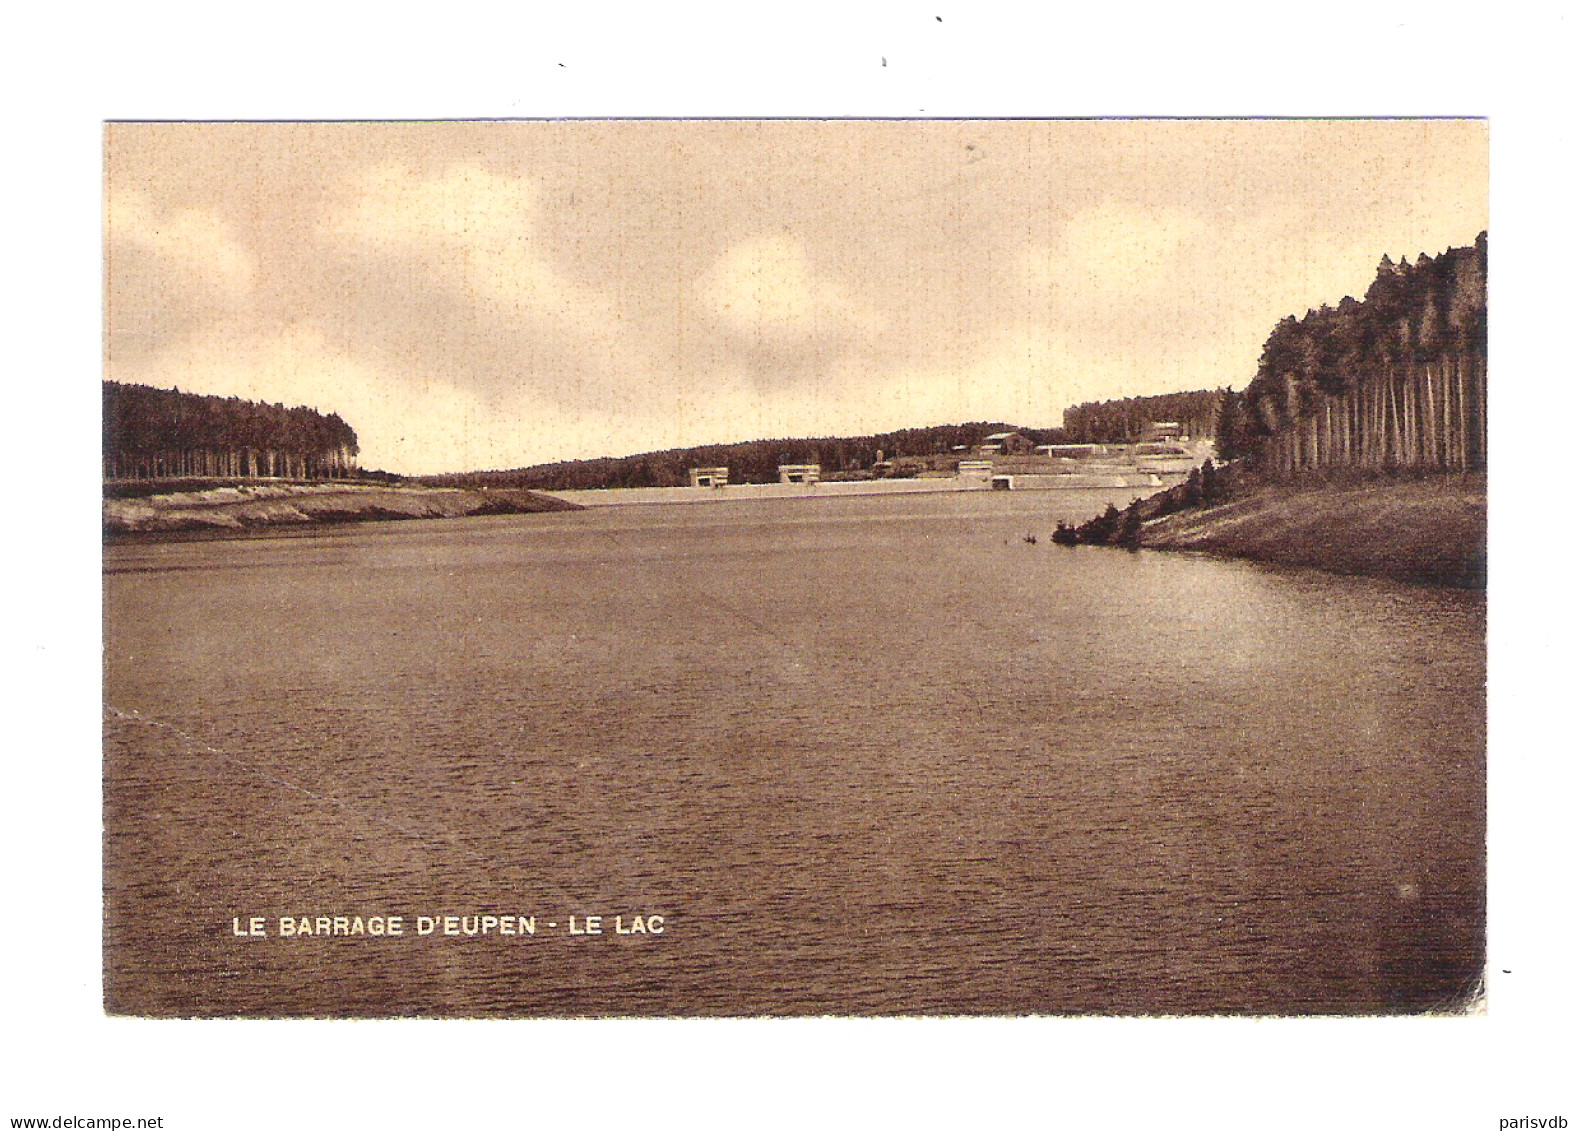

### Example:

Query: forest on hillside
xmin=1060 ymin=389 xmax=1225 ymax=444
xmin=436 ymin=390 xmax=1235 ymax=492
xmin=426 ymin=423 xmax=1074 ymax=490
xmin=1224 ymin=233 xmax=1487 ymax=473
xmin=103 ymin=382 xmax=360 ymax=480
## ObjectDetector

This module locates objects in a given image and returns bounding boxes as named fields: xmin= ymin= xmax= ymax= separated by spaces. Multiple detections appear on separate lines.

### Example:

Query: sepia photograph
xmin=100 ymin=118 xmax=1489 ymax=1019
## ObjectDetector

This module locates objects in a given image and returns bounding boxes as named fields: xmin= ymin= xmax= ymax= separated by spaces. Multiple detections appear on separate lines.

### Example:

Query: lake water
xmin=102 ymin=490 xmax=1486 ymax=1016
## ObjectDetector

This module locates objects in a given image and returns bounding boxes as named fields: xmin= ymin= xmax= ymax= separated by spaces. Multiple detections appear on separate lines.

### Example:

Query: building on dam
xmin=689 ymin=467 xmax=729 ymax=488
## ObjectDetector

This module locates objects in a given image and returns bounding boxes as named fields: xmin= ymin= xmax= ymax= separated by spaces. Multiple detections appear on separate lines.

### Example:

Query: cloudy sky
xmin=104 ymin=120 xmax=1486 ymax=475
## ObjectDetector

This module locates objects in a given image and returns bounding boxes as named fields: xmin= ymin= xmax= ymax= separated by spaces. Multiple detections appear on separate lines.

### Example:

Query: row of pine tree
xmin=103 ymin=382 xmax=360 ymax=481
xmin=1223 ymin=233 xmax=1487 ymax=473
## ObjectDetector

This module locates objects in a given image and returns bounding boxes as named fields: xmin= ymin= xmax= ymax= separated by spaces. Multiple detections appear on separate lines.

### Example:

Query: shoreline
xmin=102 ymin=471 xmax=1187 ymax=538
xmin=101 ymin=472 xmax=1485 ymax=591
xmin=535 ymin=472 xmax=1173 ymax=508
xmin=1136 ymin=472 xmax=1486 ymax=589
xmin=102 ymin=481 xmax=581 ymax=538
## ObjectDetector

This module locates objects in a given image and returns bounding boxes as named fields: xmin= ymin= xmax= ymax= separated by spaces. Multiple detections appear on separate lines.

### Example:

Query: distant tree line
xmin=1234 ymin=232 xmax=1487 ymax=474
xmin=475 ymin=391 xmax=1240 ymax=492
xmin=426 ymin=422 xmax=1074 ymax=491
xmin=1061 ymin=389 xmax=1226 ymax=444
xmin=103 ymin=381 xmax=360 ymax=480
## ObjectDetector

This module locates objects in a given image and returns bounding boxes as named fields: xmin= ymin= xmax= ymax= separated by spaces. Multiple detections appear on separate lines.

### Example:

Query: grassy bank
xmin=103 ymin=481 xmax=581 ymax=537
xmin=1136 ymin=469 xmax=1486 ymax=588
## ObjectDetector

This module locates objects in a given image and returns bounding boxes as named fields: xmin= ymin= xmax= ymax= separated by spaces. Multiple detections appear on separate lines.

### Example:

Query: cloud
xmin=318 ymin=162 xmax=673 ymax=418
xmin=329 ymin=163 xmax=538 ymax=249
xmin=327 ymin=164 xmax=624 ymax=338
xmin=106 ymin=189 xmax=255 ymax=294
xmin=104 ymin=190 xmax=260 ymax=357
xmin=697 ymin=234 xmax=884 ymax=350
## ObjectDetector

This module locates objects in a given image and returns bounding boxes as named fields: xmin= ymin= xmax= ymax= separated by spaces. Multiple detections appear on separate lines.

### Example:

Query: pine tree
xmin=1116 ymin=500 xmax=1143 ymax=548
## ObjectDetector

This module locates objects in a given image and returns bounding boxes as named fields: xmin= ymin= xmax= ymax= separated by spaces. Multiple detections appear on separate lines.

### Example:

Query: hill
xmin=424 ymin=392 xmax=1228 ymax=492
xmin=423 ymin=423 xmax=1069 ymax=491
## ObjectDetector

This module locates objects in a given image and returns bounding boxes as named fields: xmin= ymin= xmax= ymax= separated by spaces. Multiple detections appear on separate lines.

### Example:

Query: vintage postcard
xmin=102 ymin=119 xmax=1487 ymax=1017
